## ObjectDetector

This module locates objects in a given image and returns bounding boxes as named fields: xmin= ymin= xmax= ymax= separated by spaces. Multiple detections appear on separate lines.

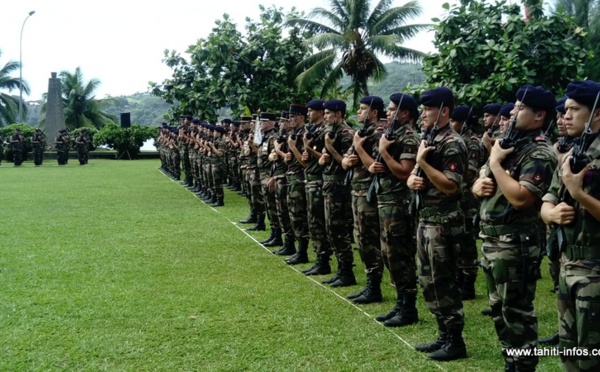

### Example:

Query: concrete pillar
xmin=45 ymin=72 xmax=65 ymax=149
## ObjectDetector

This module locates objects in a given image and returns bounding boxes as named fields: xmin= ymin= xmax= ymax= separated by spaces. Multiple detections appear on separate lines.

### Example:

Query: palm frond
xmin=327 ymin=0 xmax=350 ymax=26
xmin=320 ymin=61 xmax=344 ymax=98
xmin=377 ymin=24 xmax=431 ymax=41
xmin=307 ymin=7 xmax=345 ymax=31
xmin=292 ymin=49 xmax=337 ymax=76
xmin=367 ymin=0 xmax=394 ymax=27
xmin=369 ymin=2 xmax=423 ymax=36
xmin=348 ymin=0 xmax=371 ymax=30
xmin=295 ymin=50 xmax=337 ymax=91
xmin=370 ymin=39 xmax=425 ymax=62
xmin=307 ymin=33 xmax=349 ymax=50
xmin=286 ymin=17 xmax=342 ymax=36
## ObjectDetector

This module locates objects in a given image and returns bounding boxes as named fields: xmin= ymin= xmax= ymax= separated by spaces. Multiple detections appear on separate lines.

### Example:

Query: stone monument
xmin=44 ymin=72 xmax=65 ymax=149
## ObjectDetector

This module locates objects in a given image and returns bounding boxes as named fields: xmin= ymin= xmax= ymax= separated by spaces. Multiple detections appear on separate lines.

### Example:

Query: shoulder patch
xmin=404 ymin=138 xmax=419 ymax=146
xmin=530 ymin=150 xmax=551 ymax=160
xmin=342 ymin=129 xmax=349 ymax=133
xmin=444 ymin=147 xmax=460 ymax=156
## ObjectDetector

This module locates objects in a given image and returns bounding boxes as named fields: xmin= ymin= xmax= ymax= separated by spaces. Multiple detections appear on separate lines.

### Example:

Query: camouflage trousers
xmin=228 ymin=152 xmax=240 ymax=186
xmin=181 ymin=147 xmax=192 ymax=181
xmin=352 ymin=190 xmax=382 ymax=277
xmin=273 ymin=175 xmax=292 ymax=238
xmin=240 ymin=166 xmax=251 ymax=203
xmin=33 ymin=146 xmax=44 ymax=166
xmin=211 ymin=161 xmax=225 ymax=199
xmin=323 ymin=178 xmax=353 ymax=264
xmin=203 ymin=161 xmax=213 ymax=191
xmin=480 ymin=231 xmax=540 ymax=370
xmin=170 ymin=149 xmax=181 ymax=177
xmin=378 ymin=196 xmax=417 ymax=294
xmin=305 ymin=178 xmax=331 ymax=256
xmin=77 ymin=147 xmax=88 ymax=165
xmin=261 ymin=174 xmax=279 ymax=229
xmin=248 ymin=168 xmax=264 ymax=214
xmin=558 ymin=257 xmax=600 ymax=371
xmin=12 ymin=146 xmax=23 ymax=166
xmin=417 ymin=207 xmax=465 ymax=330
xmin=286 ymin=174 xmax=308 ymax=239
xmin=458 ymin=207 xmax=479 ymax=276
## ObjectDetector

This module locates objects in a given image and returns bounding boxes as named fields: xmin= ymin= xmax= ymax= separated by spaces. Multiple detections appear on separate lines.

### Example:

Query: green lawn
xmin=0 ymin=159 xmax=562 ymax=371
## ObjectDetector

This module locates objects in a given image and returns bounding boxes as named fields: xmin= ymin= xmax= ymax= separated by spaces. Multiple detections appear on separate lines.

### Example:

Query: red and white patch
xmin=533 ymin=173 xmax=542 ymax=184
xmin=449 ymin=162 xmax=457 ymax=172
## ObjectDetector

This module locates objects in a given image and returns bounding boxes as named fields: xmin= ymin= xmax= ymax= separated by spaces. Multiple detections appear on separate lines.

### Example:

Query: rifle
xmin=345 ymin=98 xmax=375 ymax=186
xmin=366 ymin=95 xmax=404 ymax=203
xmin=414 ymin=101 xmax=445 ymax=211
xmin=499 ymin=88 xmax=529 ymax=150
xmin=547 ymin=91 xmax=600 ymax=260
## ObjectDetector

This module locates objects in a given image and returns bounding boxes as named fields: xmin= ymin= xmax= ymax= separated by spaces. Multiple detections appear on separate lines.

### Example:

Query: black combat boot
xmin=286 ymin=238 xmax=309 ymax=264
xmin=211 ymin=196 xmax=224 ymax=207
xmin=427 ymin=327 xmax=467 ymax=361
xmin=460 ymin=272 xmax=477 ymax=300
xmin=304 ymin=254 xmax=331 ymax=275
xmin=539 ymin=332 xmax=559 ymax=346
xmin=353 ymin=275 xmax=383 ymax=304
xmin=261 ymin=228 xmax=278 ymax=245
xmin=274 ymin=235 xmax=296 ymax=255
xmin=329 ymin=260 xmax=357 ymax=288
xmin=246 ymin=214 xmax=266 ymax=231
xmin=209 ymin=194 xmax=218 ymax=205
xmin=239 ymin=210 xmax=257 ymax=224
xmin=375 ymin=299 xmax=403 ymax=322
xmin=481 ymin=308 xmax=493 ymax=317
xmin=202 ymin=190 xmax=213 ymax=202
xmin=384 ymin=292 xmax=419 ymax=327
xmin=321 ymin=260 xmax=342 ymax=283
xmin=263 ymin=229 xmax=283 ymax=247
xmin=415 ymin=319 xmax=448 ymax=353
xmin=347 ymin=277 xmax=370 ymax=300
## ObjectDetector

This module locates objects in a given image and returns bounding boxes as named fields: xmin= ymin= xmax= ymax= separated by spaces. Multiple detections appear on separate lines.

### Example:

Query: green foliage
xmin=417 ymin=0 xmax=588 ymax=122
xmin=101 ymin=93 xmax=171 ymax=126
xmin=150 ymin=6 xmax=313 ymax=121
xmin=93 ymin=124 xmax=156 ymax=159
xmin=287 ymin=0 xmax=429 ymax=107
xmin=0 ymin=50 xmax=29 ymax=126
xmin=0 ymin=123 xmax=36 ymax=161
xmin=70 ymin=127 xmax=98 ymax=151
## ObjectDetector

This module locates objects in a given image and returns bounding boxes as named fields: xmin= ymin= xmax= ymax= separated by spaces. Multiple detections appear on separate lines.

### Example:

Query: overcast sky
xmin=1 ymin=0 xmax=463 ymax=100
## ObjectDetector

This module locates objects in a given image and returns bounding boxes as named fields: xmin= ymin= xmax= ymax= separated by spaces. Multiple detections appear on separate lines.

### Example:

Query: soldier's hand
xmin=416 ymin=140 xmax=435 ymax=167
xmin=274 ymin=141 xmax=282 ymax=151
xmin=549 ymin=202 xmax=576 ymax=225
xmin=472 ymin=177 xmax=496 ymax=198
xmin=302 ymin=150 xmax=309 ymax=162
xmin=563 ymin=156 xmax=587 ymax=200
xmin=353 ymin=132 xmax=366 ymax=148
xmin=324 ymin=133 xmax=336 ymax=150
xmin=489 ymin=140 xmax=513 ymax=166
xmin=303 ymin=134 xmax=312 ymax=149
xmin=268 ymin=151 xmax=278 ymax=162
xmin=287 ymin=136 xmax=296 ymax=149
xmin=319 ymin=152 xmax=331 ymax=166
xmin=407 ymin=174 xmax=425 ymax=190
xmin=344 ymin=154 xmax=359 ymax=168
xmin=368 ymin=161 xmax=385 ymax=174
xmin=379 ymin=135 xmax=393 ymax=152
xmin=267 ymin=177 xmax=276 ymax=193
xmin=284 ymin=152 xmax=293 ymax=162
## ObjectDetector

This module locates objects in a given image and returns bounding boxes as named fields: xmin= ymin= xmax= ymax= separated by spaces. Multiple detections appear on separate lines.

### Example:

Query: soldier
xmin=481 ymin=103 xmax=503 ymax=155
xmin=473 ymin=84 xmax=557 ymax=371
xmin=10 ymin=128 xmax=24 ymax=166
xmin=268 ymin=111 xmax=294 ymax=253
xmin=180 ymin=115 xmax=194 ymax=187
xmin=207 ymin=126 xmax=226 ymax=206
xmin=368 ymin=92 xmax=420 ymax=326
xmin=301 ymin=99 xmax=334 ymax=276
xmin=283 ymin=104 xmax=311 ymax=265
xmin=407 ymin=87 xmax=468 ymax=361
xmin=238 ymin=116 xmax=259 ymax=225
xmin=75 ymin=129 xmax=90 ymax=165
xmin=342 ymin=96 xmax=385 ymax=303
xmin=55 ymin=129 xmax=69 ymax=166
xmin=541 ymin=80 xmax=600 ymax=371
xmin=226 ymin=120 xmax=242 ymax=192
xmin=319 ymin=99 xmax=356 ymax=287
xmin=255 ymin=113 xmax=280 ymax=239
xmin=31 ymin=128 xmax=46 ymax=166
xmin=450 ymin=105 xmax=484 ymax=300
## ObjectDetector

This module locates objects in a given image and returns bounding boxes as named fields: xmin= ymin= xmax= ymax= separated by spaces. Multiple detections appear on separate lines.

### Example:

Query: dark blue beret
xmin=306 ymin=99 xmax=325 ymax=110
xmin=516 ymin=84 xmax=556 ymax=111
xmin=232 ymin=120 xmax=240 ymax=126
xmin=280 ymin=111 xmax=289 ymax=120
xmin=555 ymin=96 xmax=567 ymax=114
xmin=451 ymin=105 xmax=473 ymax=122
xmin=360 ymin=96 xmax=385 ymax=114
xmin=161 ymin=122 xmax=168 ymax=127
xmin=420 ymin=87 xmax=454 ymax=108
xmin=389 ymin=92 xmax=419 ymax=119
xmin=214 ymin=126 xmax=225 ymax=133
xmin=499 ymin=103 xmax=515 ymax=118
xmin=566 ymin=80 xmax=600 ymax=110
xmin=483 ymin=103 xmax=502 ymax=115
xmin=289 ymin=104 xmax=308 ymax=116
xmin=184 ymin=115 xmax=193 ymax=121
xmin=259 ymin=112 xmax=277 ymax=121
xmin=323 ymin=99 xmax=346 ymax=112
xmin=221 ymin=118 xmax=232 ymax=124
xmin=192 ymin=119 xmax=201 ymax=125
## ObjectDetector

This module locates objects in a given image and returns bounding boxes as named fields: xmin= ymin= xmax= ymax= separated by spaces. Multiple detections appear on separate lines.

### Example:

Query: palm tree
xmin=0 ymin=50 xmax=30 ymax=126
xmin=287 ymin=0 xmax=429 ymax=104
xmin=41 ymin=67 xmax=117 ymax=130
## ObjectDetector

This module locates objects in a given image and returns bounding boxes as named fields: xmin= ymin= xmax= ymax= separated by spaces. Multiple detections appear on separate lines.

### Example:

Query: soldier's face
xmin=483 ymin=113 xmax=496 ymax=128
xmin=357 ymin=103 xmax=370 ymax=122
xmin=324 ymin=109 xmax=339 ymax=125
xmin=420 ymin=105 xmax=440 ymax=129
xmin=280 ymin=120 xmax=291 ymax=131
xmin=556 ymin=113 xmax=566 ymax=136
xmin=499 ymin=116 xmax=511 ymax=133
xmin=307 ymin=108 xmax=323 ymax=124
xmin=449 ymin=119 xmax=463 ymax=132
xmin=260 ymin=120 xmax=273 ymax=132
xmin=510 ymin=101 xmax=544 ymax=130
xmin=564 ymin=98 xmax=592 ymax=138
xmin=386 ymin=102 xmax=398 ymax=125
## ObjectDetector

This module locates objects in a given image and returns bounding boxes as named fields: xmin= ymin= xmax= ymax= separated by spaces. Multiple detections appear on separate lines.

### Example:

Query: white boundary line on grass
xmin=159 ymin=168 xmax=446 ymax=371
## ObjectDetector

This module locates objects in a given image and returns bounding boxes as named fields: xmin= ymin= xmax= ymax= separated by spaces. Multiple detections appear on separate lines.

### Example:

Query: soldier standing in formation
xmin=31 ymin=128 xmax=46 ymax=166
xmin=10 ymin=128 xmax=24 ymax=166
xmin=55 ymin=129 xmax=70 ymax=166
xmin=75 ymin=129 xmax=90 ymax=165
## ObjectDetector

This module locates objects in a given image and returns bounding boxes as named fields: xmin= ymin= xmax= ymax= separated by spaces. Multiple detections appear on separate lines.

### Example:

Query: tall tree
xmin=286 ymin=0 xmax=429 ymax=105
xmin=0 ymin=50 xmax=30 ymax=126
xmin=41 ymin=67 xmax=117 ymax=130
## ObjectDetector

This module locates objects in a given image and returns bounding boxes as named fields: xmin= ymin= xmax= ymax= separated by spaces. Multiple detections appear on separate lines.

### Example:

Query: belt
xmin=419 ymin=202 xmax=460 ymax=219
xmin=351 ymin=182 xmax=370 ymax=191
xmin=286 ymin=173 xmax=305 ymax=181
xmin=305 ymin=174 xmax=322 ymax=181
xmin=565 ymin=245 xmax=600 ymax=260
xmin=480 ymin=223 xmax=531 ymax=237
xmin=323 ymin=174 xmax=344 ymax=182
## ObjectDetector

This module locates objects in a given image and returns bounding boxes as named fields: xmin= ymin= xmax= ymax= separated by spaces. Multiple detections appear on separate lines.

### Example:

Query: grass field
xmin=0 ymin=159 xmax=562 ymax=371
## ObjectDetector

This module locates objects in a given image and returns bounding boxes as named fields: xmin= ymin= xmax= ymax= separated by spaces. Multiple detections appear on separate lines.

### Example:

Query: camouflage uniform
xmin=479 ymin=131 xmax=556 ymax=370
xmin=375 ymin=123 xmax=419 ymax=299
xmin=323 ymin=122 xmax=354 ymax=281
xmin=10 ymin=131 xmax=24 ymax=166
xmin=272 ymin=131 xmax=292 ymax=246
xmin=31 ymin=131 xmax=46 ymax=166
xmin=543 ymin=135 xmax=600 ymax=371
xmin=75 ymin=133 xmax=89 ymax=165
xmin=412 ymin=125 xmax=467 ymax=334
xmin=211 ymin=135 xmax=226 ymax=204
xmin=257 ymin=129 xmax=278 ymax=231
xmin=286 ymin=126 xmax=309 ymax=241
